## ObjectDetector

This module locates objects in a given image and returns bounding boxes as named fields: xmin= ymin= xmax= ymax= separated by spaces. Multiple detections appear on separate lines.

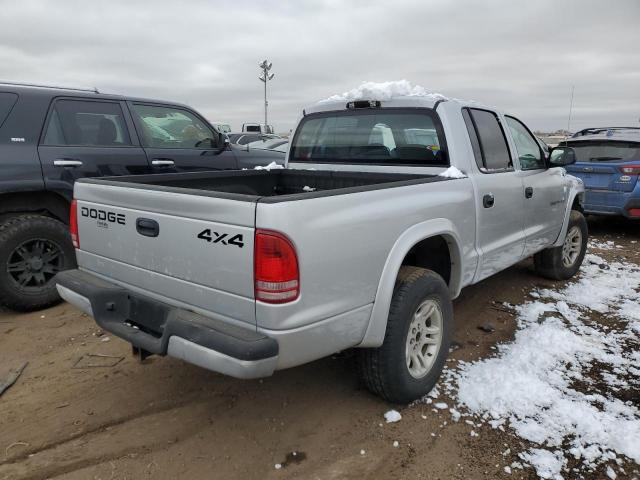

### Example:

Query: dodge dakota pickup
xmin=55 ymin=92 xmax=586 ymax=403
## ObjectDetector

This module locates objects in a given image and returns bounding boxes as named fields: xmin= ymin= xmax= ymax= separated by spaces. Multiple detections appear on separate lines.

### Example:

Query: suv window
xmin=42 ymin=99 xmax=131 ymax=147
xmin=506 ymin=116 xmax=545 ymax=170
xmin=0 ymin=92 xmax=18 ymax=128
xmin=565 ymin=141 xmax=640 ymax=163
xmin=290 ymin=109 xmax=447 ymax=166
xmin=464 ymin=108 xmax=512 ymax=172
xmin=133 ymin=104 xmax=216 ymax=149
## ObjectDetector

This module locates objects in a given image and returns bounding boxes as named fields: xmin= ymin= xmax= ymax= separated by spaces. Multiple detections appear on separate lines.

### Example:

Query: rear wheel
xmin=357 ymin=267 xmax=453 ymax=404
xmin=0 ymin=215 xmax=76 ymax=311
xmin=534 ymin=210 xmax=588 ymax=280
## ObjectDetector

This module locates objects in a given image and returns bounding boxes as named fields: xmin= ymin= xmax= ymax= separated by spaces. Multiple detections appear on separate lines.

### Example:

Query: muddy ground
xmin=1 ymin=217 xmax=638 ymax=480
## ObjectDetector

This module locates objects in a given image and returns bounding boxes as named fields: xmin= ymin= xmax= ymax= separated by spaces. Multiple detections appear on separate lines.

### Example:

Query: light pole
xmin=259 ymin=60 xmax=274 ymax=126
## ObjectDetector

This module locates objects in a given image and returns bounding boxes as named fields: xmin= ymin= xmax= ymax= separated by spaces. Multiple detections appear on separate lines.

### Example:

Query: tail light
xmin=628 ymin=208 xmax=640 ymax=218
xmin=619 ymin=165 xmax=640 ymax=175
xmin=254 ymin=229 xmax=299 ymax=303
xmin=70 ymin=199 xmax=79 ymax=248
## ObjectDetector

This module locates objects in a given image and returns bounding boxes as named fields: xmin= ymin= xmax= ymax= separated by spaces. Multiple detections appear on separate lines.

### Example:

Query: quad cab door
xmin=37 ymin=97 xmax=150 ymax=201
xmin=505 ymin=116 xmax=566 ymax=257
xmin=129 ymin=102 xmax=238 ymax=172
xmin=462 ymin=108 xmax=526 ymax=281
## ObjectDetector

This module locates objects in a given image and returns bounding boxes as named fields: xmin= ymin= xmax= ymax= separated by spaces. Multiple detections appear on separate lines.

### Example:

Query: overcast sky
xmin=1 ymin=0 xmax=639 ymax=133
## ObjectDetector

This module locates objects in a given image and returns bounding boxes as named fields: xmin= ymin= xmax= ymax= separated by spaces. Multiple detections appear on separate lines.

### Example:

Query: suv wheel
xmin=357 ymin=266 xmax=453 ymax=404
xmin=534 ymin=210 xmax=588 ymax=280
xmin=0 ymin=215 xmax=76 ymax=311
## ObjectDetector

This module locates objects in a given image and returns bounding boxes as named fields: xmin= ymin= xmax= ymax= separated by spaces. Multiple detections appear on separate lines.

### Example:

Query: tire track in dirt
xmin=0 ymin=395 xmax=235 ymax=480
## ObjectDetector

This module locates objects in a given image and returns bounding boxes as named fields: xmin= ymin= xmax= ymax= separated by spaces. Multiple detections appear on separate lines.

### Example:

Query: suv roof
xmin=0 ymin=81 xmax=191 ymax=109
xmin=567 ymin=127 xmax=640 ymax=143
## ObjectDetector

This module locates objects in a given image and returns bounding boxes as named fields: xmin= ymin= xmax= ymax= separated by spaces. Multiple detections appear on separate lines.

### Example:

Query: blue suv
xmin=563 ymin=127 xmax=640 ymax=219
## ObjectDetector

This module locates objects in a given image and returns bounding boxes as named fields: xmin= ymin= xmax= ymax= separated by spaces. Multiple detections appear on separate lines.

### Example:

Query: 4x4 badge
xmin=197 ymin=229 xmax=244 ymax=248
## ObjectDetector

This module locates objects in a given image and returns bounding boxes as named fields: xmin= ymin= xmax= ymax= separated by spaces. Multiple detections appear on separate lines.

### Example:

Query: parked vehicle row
xmin=0 ymin=82 xmax=284 ymax=311
xmin=55 ymin=94 xmax=587 ymax=403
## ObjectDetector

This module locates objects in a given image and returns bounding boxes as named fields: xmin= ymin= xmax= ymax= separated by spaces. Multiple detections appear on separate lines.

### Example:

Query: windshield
xmin=568 ymin=141 xmax=640 ymax=162
xmin=290 ymin=109 xmax=447 ymax=165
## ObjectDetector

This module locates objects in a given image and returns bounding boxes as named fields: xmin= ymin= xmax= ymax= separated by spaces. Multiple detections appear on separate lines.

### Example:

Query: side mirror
xmin=218 ymin=132 xmax=229 ymax=149
xmin=548 ymin=146 xmax=576 ymax=167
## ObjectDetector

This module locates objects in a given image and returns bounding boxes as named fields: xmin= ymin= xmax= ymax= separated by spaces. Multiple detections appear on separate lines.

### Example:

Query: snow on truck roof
xmin=305 ymin=80 xmax=487 ymax=115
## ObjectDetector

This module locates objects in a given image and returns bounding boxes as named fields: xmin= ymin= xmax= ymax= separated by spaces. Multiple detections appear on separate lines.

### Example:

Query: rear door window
xmin=0 ymin=92 xmax=18 ymax=129
xmin=42 ymin=99 xmax=132 ymax=146
xmin=464 ymin=108 xmax=512 ymax=172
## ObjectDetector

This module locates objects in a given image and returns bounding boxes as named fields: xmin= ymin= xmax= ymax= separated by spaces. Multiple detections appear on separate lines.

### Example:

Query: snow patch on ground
xmin=439 ymin=251 xmax=640 ymax=477
xmin=384 ymin=409 xmax=402 ymax=423
xmin=519 ymin=449 xmax=566 ymax=480
xmin=318 ymin=80 xmax=447 ymax=104
xmin=588 ymin=239 xmax=615 ymax=250
xmin=438 ymin=166 xmax=467 ymax=179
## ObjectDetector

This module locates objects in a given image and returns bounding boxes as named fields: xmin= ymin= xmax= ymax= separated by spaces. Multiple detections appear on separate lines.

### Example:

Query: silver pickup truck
xmin=55 ymin=95 xmax=586 ymax=403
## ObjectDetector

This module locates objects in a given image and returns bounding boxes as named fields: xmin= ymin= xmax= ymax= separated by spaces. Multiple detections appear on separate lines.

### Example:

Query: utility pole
xmin=259 ymin=60 xmax=274 ymax=126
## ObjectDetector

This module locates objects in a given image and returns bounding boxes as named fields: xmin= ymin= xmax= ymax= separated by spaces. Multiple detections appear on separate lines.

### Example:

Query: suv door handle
xmin=53 ymin=159 xmax=83 ymax=167
xmin=525 ymin=187 xmax=534 ymax=199
xmin=483 ymin=193 xmax=495 ymax=208
xmin=151 ymin=159 xmax=175 ymax=167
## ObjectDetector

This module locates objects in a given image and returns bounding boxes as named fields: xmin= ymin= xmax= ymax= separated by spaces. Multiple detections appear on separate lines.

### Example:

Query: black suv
xmin=0 ymin=82 xmax=284 ymax=311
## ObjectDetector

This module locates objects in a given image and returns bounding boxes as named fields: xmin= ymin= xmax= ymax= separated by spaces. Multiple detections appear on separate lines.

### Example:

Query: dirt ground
xmin=1 ymin=217 xmax=638 ymax=480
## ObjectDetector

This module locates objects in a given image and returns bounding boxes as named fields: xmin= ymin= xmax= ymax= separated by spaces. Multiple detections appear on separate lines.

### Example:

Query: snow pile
xmin=384 ymin=409 xmax=402 ymax=423
xmin=254 ymin=161 xmax=284 ymax=171
xmin=445 ymin=252 xmax=640 ymax=476
xmin=318 ymin=80 xmax=447 ymax=104
xmin=438 ymin=166 xmax=467 ymax=179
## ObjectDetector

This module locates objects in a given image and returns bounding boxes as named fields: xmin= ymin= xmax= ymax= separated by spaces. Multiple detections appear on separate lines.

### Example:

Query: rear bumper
xmin=55 ymin=269 xmax=279 ymax=379
xmin=583 ymin=190 xmax=640 ymax=219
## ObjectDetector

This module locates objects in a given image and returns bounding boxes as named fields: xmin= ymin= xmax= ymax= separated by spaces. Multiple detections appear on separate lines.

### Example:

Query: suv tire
xmin=534 ymin=210 xmax=588 ymax=280
xmin=357 ymin=266 xmax=453 ymax=404
xmin=0 ymin=215 xmax=76 ymax=311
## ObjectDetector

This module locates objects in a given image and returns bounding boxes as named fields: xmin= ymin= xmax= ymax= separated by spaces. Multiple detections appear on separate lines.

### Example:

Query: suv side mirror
xmin=216 ymin=131 xmax=229 ymax=150
xmin=548 ymin=146 xmax=576 ymax=167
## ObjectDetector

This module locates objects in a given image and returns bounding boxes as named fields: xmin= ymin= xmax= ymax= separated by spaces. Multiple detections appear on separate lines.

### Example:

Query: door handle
xmin=53 ymin=159 xmax=83 ymax=167
xmin=152 ymin=159 xmax=175 ymax=167
xmin=525 ymin=187 xmax=534 ymax=199
xmin=136 ymin=218 xmax=159 ymax=237
xmin=483 ymin=193 xmax=495 ymax=208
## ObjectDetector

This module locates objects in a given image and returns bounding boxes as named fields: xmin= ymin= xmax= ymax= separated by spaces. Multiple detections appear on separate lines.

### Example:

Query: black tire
xmin=0 ymin=215 xmax=76 ymax=311
xmin=534 ymin=210 xmax=588 ymax=280
xmin=357 ymin=266 xmax=453 ymax=404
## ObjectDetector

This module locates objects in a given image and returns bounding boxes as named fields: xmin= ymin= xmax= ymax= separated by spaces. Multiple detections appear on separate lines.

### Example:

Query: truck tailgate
xmin=73 ymin=182 xmax=256 ymax=325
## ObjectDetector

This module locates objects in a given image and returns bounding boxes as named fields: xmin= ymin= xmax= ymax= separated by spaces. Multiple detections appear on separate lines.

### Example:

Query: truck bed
xmin=78 ymin=169 xmax=449 ymax=202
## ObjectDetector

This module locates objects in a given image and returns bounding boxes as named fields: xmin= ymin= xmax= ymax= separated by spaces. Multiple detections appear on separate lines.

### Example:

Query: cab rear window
xmin=290 ymin=108 xmax=448 ymax=166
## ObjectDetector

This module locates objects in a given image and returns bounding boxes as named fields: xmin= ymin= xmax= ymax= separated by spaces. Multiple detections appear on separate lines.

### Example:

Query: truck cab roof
xmin=304 ymin=94 xmax=498 ymax=116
